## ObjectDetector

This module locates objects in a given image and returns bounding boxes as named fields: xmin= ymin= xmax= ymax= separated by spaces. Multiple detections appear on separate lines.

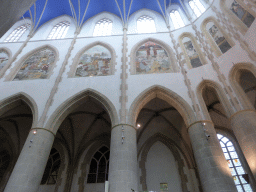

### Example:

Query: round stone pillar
xmin=108 ymin=124 xmax=138 ymax=192
xmin=4 ymin=128 xmax=55 ymax=192
xmin=230 ymin=110 xmax=256 ymax=180
xmin=188 ymin=121 xmax=237 ymax=192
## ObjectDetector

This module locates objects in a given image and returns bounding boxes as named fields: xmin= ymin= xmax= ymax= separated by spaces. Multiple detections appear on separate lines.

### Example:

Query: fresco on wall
xmin=208 ymin=23 xmax=231 ymax=54
xmin=75 ymin=45 xmax=111 ymax=77
xmin=0 ymin=51 xmax=9 ymax=70
xmin=230 ymin=0 xmax=255 ymax=28
xmin=183 ymin=39 xmax=202 ymax=68
xmin=13 ymin=48 xmax=55 ymax=81
xmin=135 ymin=41 xmax=172 ymax=74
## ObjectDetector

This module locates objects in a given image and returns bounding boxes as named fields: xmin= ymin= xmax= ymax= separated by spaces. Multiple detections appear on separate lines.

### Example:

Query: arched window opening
xmin=230 ymin=0 xmax=255 ymax=28
xmin=189 ymin=0 xmax=206 ymax=17
xmin=93 ymin=18 xmax=113 ymax=37
xmin=41 ymin=148 xmax=61 ymax=185
xmin=207 ymin=22 xmax=232 ymax=54
xmin=87 ymin=146 xmax=110 ymax=183
xmin=4 ymin=24 xmax=30 ymax=42
xmin=217 ymin=134 xmax=253 ymax=192
xmin=0 ymin=50 xmax=9 ymax=70
xmin=182 ymin=37 xmax=202 ymax=68
xmin=0 ymin=150 xmax=11 ymax=181
xmin=47 ymin=21 xmax=70 ymax=39
xmin=137 ymin=15 xmax=156 ymax=34
xmin=170 ymin=10 xmax=185 ymax=29
xmin=13 ymin=48 xmax=55 ymax=81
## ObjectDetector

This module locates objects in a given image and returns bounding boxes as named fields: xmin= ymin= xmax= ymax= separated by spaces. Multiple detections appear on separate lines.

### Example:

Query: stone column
xmin=230 ymin=110 xmax=256 ymax=180
xmin=108 ymin=124 xmax=138 ymax=192
xmin=4 ymin=128 xmax=55 ymax=192
xmin=188 ymin=121 xmax=237 ymax=192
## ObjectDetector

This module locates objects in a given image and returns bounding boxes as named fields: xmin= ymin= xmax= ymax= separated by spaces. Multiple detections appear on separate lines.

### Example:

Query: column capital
xmin=229 ymin=109 xmax=256 ymax=121
xmin=187 ymin=120 xmax=214 ymax=131
xmin=111 ymin=124 xmax=137 ymax=131
xmin=31 ymin=127 xmax=56 ymax=137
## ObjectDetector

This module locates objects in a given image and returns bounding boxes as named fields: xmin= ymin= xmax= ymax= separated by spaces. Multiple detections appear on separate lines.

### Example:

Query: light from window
xmin=170 ymin=10 xmax=185 ymax=29
xmin=137 ymin=15 xmax=156 ymax=34
xmin=189 ymin=0 xmax=206 ymax=17
xmin=217 ymin=134 xmax=253 ymax=192
xmin=47 ymin=21 xmax=70 ymax=39
xmin=93 ymin=18 xmax=113 ymax=37
xmin=4 ymin=24 xmax=30 ymax=42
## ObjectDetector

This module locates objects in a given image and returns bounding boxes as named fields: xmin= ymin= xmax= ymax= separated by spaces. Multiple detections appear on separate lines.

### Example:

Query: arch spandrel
xmin=129 ymin=38 xmax=180 ymax=75
xmin=128 ymin=85 xmax=196 ymax=127
xmin=45 ymin=89 xmax=118 ymax=134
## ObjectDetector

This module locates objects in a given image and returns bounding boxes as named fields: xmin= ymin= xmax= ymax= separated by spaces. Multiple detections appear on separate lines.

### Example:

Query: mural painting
xmin=13 ymin=48 xmax=55 ymax=81
xmin=75 ymin=45 xmax=111 ymax=77
xmin=208 ymin=23 xmax=231 ymax=54
xmin=0 ymin=51 xmax=9 ymax=70
xmin=230 ymin=0 xmax=255 ymax=28
xmin=135 ymin=41 xmax=172 ymax=74
xmin=183 ymin=39 xmax=202 ymax=68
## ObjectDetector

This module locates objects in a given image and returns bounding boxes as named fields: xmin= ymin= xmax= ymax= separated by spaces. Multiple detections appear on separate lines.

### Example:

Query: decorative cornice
xmin=31 ymin=127 xmax=56 ymax=137
xmin=228 ymin=109 xmax=256 ymax=121
xmin=111 ymin=124 xmax=136 ymax=131
xmin=187 ymin=120 xmax=214 ymax=131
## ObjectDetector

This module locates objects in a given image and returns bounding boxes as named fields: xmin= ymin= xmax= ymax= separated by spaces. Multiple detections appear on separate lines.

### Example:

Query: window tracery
xmin=189 ymin=0 xmax=206 ymax=17
xmin=137 ymin=15 xmax=156 ymax=34
xmin=0 ymin=50 xmax=9 ymax=70
xmin=4 ymin=24 xmax=30 ymax=42
xmin=170 ymin=10 xmax=185 ymax=29
xmin=41 ymin=148 xmax=61 ymax=185
xmin=47 ymin=21 xmax=70 ymax=39
xmin=217 ymin=134 xmax=252 ymax=192
xmin=93 ymin=18 xmax=113 ymax=37
xmin=87 ymin=146 xmax=109 ymax=183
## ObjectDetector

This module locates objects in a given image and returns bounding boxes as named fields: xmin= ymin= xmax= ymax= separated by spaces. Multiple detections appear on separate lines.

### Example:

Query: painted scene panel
xmin=0 ymin=51 xmax=9 ymax=70
xmin=13 ymin=48 xmax=55 ymax=81
xmin=230 ymin=0 xmax=255 ymax=28
xmin=135 ymin=41 xmax=172 ymax=74
xmin=75 ymin=45 xmax=111 ymax=77
xmin=183 ymin=39 xmax=202 ymax=68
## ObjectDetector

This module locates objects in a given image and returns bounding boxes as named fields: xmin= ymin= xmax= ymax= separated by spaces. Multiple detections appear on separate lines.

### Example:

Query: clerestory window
xmin=4 ymin=24 xmax=30 ymax=42
xmin=189 ymin=0 xmax=206 ymax=17
xmin=170 ymin=10 xmax=185 ymax=29
xmin=217 ymin=134 xmax=253 ymax=192
xmin=93 ymin=18 xmax=113 ymax=37
xmin=137 ymin=15 xmax=156 ymax=34
xmin=47 ymin=21 xmax=70 ymax=39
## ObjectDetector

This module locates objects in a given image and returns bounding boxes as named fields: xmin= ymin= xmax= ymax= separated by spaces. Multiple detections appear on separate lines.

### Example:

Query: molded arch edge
xmin=45 ymin=89 xmax=119 ymax=134
xmin=4 ymin=44 xmax=60 ymax=81
xmin=128 ymin=85 xmax=196 ymax=127
xmin=229 ymin=62 xmax=256 ymax=110
xmin=129 ymin=37 xmax=180 ymax=74
xmin=68 ymin=41 xmax=117 ymax=77
xmin=0 ymin=92 xmax=39 ymax=128
xmin=196 ymin=80 xmax=234 ymax=120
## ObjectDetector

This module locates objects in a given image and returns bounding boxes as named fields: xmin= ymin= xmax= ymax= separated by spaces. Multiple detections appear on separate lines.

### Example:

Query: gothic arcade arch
xmin=45 ymin=89 xmax=118 ymax=134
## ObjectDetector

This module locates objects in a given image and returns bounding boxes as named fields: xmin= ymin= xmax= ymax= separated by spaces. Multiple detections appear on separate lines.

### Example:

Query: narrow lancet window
xmin=47 ymin=21 xmax=70 ymax=39
xmin=189 ymin=0 xmax=206 ymax=17
xmin=170 ymin=10 xmax=185 ymax=29
xmin=137 ymin=15 xmax=156 ymax=34
xmin=4 ymin=24 xmax=30 ymax=42
xmin=93 ymin=18 xmax=113 ymax=37
xmin=217 ymin=134 xmax=253 ymax=192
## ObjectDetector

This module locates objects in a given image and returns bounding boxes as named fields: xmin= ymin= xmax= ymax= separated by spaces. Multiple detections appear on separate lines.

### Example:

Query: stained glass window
xmin=47 ymin=21 xmax=70 ymax=39
xmin=170 ymin=10 xmax=185 ymax=29
xmin=189 ymin=0 xmax=206 ymax=17
xmin=93 ymin=18 xmax=112 ymax=37
xmin=137 ymin=15 xmax=156 ymax=34
xmin=4 ymin=24 xmax=30 ymax=42
xmin=87 ymin=146 xmax=109 ymax=183
xmin=217 ymin=134 xmax=253 ymax=192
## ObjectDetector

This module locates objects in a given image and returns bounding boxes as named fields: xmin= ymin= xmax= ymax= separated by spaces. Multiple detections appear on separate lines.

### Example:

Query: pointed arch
xmin=229 ymin=62 xmax=256 ymax=110
xmin=128 ymin=85 xmax=195 ymax=127
xmin=196 ymin=80 xmax=234 ymax=120
xmin=129 ymin=38 xmax=179 ymax=75
xmin=4 ymin=44 xmax=59 ymax=81
xmin=0 ymin=92 xmax=38 ymax=128
xmin=45 ymin=89 xmax=118 ymax=134
xmin=68 ymin=41 xmax=117 ymax=77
